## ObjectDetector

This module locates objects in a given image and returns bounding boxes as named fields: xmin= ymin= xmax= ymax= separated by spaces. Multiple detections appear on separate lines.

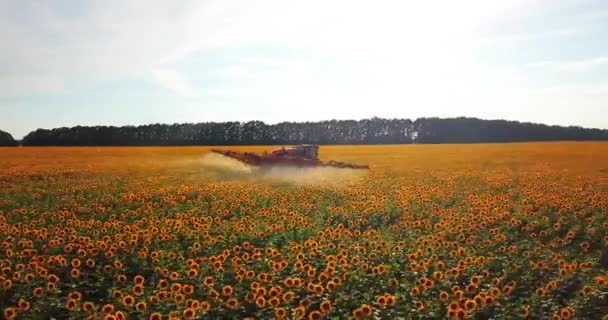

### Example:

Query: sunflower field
xmin=0 ymin=143 xmax=607 ymax=319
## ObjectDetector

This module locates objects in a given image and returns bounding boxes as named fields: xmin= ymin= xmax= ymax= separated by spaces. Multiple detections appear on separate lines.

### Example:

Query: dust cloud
xmin=198 ymin=153 xmax=367 ymax=186
xmin=198 ymin=153 xmax=254 ymax=173
xmin=257 ymin=165 xmax=367 ymax=186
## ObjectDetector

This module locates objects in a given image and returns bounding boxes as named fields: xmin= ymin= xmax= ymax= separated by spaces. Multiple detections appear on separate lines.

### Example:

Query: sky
xmin=1 ymin=0 xmax=608 ymax=139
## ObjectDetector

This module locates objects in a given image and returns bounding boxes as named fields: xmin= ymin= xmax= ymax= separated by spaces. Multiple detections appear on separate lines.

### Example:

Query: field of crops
xmin=1 ymin=143 xmax=607 ymax=320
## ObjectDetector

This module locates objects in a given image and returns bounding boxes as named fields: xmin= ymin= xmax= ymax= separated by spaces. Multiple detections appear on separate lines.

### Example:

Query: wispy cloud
xmin=0 ymin=74 xmax=67 ymax=97
xmin=479 ymin=27 xmax=580 ymax=47
xmin=0 ymin=1 xmax=209 ymax=97
xmin=525 ymin=82 xmax=608 ymax=96
xmin=0 ymin=0 xmax=532 ymax=98
xmin=149 ymin=68 xmax=196 ymax=97
xmin=527 ymin=57 xmax=608 ymax=72
xmin=220 ymin=57 xmax=304 ymax=80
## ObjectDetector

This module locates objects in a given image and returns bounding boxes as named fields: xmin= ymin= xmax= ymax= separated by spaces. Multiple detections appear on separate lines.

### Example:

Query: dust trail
xmin=197 ymin=153 xmax=367 ymax=185
xmin=257 ymin=166 xmax=367 ymax=186
xmin=198 ymin=153 xmax=254 ymax=173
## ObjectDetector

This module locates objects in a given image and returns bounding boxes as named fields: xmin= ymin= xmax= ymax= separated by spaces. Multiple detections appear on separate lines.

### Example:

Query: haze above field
xmin=2 ymin=0 xmax=608 ymax=139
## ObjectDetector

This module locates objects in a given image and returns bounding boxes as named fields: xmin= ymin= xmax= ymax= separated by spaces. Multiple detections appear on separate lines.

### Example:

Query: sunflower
xmin=274 ymin=307 xmax=287 ymax=319
xmin=122 ymin=295 xmax=135 ymax=307
xmin=292 ymin=306 xmax=306 ymax=319
xmin=225 ymin=298 xmax=240 ymax=310
xmin=68 ymin=291 xmax=82 ymax=301
xmin=320 ymin=300 xmax=332 ymax=314
xmin=255 ymin=296 xmax=266 ymax=308
xmin=200 ymin=301 xmax=211 ymax=313
xmin=464 ymin=299 xmax=477 ymax=312
xmin=149 ymin=312 xmax=162 ymax=320
xmin=81 ymin=301 xmax=95 ymax=313
xmin=101 ymin=304 xmax=115 ymax=314
xmin=183 ymin=307 xmax=197 ymax=320
xmin=18 ymin=299 xmax=31 ymax=311
xmin=308 ymin=311 xmax=323 ymax=320
xmin=135 ymin=301 xmax=147 ymax=312
xmin=134 ymin=275 xmax=145 ymax=285
xmin=222 ymin=285 xmax=233 ymax=296
xmin=203 ymin=276 xmax=214 ymax=287
xmin=268 ymin=296 xmax=281 ymax=308
xmin=133 ymin=284 xmax=145 ymax=296
xmin=3 ymin=307 xmax=17 ymax=320
xmin=65 ymin=298 xmax=79 ymax=311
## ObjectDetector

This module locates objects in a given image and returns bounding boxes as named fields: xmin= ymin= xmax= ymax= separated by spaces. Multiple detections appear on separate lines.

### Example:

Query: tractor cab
xmin=271 ymin=145 xmax=319 ymax=160
xmin=299 ymin=145 xmax=319 ymax=160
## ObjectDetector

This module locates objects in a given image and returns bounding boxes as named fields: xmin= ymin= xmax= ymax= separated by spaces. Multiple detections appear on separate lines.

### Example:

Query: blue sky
xmin=1 ymin=0 xmax=608 ymax=138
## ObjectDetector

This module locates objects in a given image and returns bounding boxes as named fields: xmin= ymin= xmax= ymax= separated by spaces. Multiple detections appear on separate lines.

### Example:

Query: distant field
xmin=1 ymin=143 xmax=607 ymax=319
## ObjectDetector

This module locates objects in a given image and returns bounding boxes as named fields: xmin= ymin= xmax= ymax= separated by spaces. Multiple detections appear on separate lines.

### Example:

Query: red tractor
xmin=211 ymin=145 xmax=369 ymax=170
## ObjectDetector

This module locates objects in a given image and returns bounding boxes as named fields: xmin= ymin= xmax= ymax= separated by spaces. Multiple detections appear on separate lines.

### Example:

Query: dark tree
xmin=413 ymin=117 xmax=608 ymax=144
xmin=0 ymin=130 xmax=17 ymax=146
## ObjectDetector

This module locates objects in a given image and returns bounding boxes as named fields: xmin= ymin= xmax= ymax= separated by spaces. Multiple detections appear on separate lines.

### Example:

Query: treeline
xmin=415 ymin=118 xmax=608 ymax=143
xmin=15 ymin=117 xmax=608 ymax=146
xmin=0 ymin=129 xmax=17 ymax=146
